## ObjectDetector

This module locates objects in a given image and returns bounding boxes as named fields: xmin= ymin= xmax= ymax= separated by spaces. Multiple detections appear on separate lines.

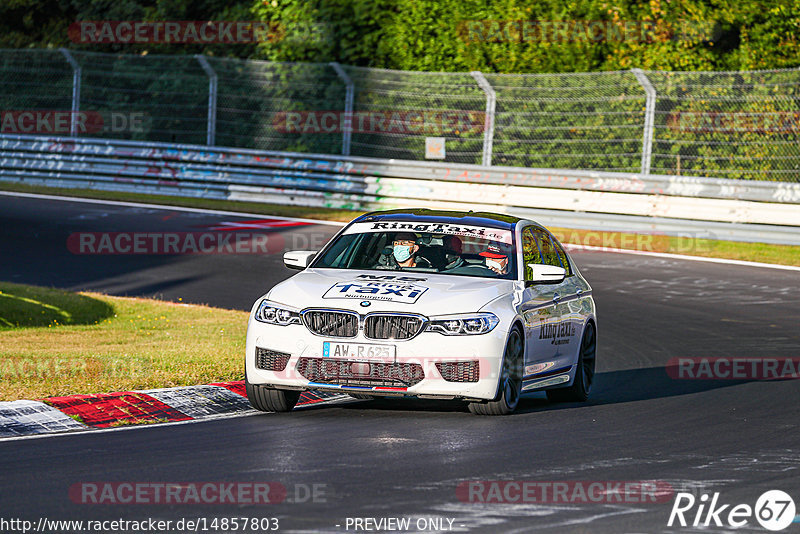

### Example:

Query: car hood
xmin=266 ymin=268 xmax=517 ymax=316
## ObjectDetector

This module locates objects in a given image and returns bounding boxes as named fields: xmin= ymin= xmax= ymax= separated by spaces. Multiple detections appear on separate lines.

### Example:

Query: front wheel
xmin=547 ymin=321 xmax=596 ymax=403
xmin=469 ymin=328 xmax=523 ymax=416
xmin=246 ymin=371 xmax=301 ymax=412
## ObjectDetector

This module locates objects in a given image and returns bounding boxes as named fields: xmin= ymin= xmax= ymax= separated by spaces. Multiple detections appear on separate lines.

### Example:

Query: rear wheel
xmin=246 ymin=371 xmax=301 ymax=412
xmin=547 ymin=322 xmax=596 ymax=403
xmin=469 ymin=328 xmax=523 ymax=416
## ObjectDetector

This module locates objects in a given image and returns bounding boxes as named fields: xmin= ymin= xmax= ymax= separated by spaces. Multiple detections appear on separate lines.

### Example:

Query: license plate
xmin=322 ymin=342 xmax=395 ymax=362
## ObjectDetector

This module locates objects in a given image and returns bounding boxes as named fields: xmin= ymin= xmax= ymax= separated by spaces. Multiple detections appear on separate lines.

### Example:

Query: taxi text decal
xmin=323 ymin=280 xmax=428 ymax=304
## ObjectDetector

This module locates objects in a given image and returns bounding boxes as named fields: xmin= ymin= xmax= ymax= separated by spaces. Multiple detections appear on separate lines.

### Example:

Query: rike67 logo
xmin=668 ymin=490 xmax=796 ymax=531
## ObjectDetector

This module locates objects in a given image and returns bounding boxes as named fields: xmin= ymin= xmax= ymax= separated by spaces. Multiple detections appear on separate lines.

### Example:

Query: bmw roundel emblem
xmin=360 ymin=301 xmax=371 ymax=307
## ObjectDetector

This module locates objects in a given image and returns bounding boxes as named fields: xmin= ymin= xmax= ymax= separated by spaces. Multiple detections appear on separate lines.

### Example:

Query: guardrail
xmin=1 ymin=134 xmax=799 ymax=245
xmin=4 ymin=49 xmax=800 ymax=180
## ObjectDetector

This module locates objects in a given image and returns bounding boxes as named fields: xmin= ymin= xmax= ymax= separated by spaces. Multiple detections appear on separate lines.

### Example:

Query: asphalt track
xmin=1 ymin=192 xmax=799 ymax=534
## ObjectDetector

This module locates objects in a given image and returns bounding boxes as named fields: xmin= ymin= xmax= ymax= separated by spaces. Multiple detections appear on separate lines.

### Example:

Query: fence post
xmin=632 ymin=68 xmax=656 ymax=175
xmin=195 ymin=55 xmax=217 ymax=146
xmin=329 ymin=62 xmax=354 ymax=156
xmin=470 ymin=71 xmax=496 ymax=167
xmin=59 ymin=48 xmax=81 ymax=137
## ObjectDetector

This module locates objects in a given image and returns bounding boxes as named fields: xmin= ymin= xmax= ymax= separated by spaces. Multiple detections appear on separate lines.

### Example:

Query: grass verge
xmin=0 ymin=281 xmax=247 ymax=401
xmin=1 ymin=182 xmax=798 ymax=267
xmin=549 ymin=227 xmax=800 ymax=267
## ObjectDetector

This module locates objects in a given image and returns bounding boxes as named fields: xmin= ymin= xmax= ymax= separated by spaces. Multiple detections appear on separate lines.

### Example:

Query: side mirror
xmin=525 ymin=264 xmax=566 ymax=286
xmin=283 ymin=250 xmax=317 ymax=270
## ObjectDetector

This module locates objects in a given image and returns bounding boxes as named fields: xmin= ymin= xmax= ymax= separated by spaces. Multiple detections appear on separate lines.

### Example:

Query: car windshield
xmin=313 ymin=221 xmax=517 ymax=280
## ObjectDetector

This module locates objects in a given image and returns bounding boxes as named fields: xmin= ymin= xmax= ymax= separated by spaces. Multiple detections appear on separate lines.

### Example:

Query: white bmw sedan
xmin=245 ymin=209 xmax=596 ymax=415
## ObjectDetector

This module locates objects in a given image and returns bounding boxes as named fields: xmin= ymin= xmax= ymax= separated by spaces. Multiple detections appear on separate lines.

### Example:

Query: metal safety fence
xmin=1 ymin=49 xmax=799 ymax=182
xmin=1 ymin=134 xmax=799 ymax=246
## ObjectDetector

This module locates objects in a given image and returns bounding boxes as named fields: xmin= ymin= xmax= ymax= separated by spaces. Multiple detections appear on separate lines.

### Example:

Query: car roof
xmin=354 ymin=209 xmax=522 ymax=230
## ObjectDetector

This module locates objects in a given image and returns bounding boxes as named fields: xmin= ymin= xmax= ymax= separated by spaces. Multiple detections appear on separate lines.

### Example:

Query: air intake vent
xmin=255 ymin=347 xmax=292 ymax=372
xmin=436 ymin=361 xmax=480 ymax=382
xmin=296 ymin=357 xmax=425 ymax=387
xmin=364 ymin=314 xmax=425 ymax=340
xmin=302 ymin=310 xmax=359 ymax=338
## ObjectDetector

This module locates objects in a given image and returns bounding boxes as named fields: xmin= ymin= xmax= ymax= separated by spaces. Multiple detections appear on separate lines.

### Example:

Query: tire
xmin=348 ymin=394 xmax=374 ymax=400
xmin=468 ymin=328 xmax=523 ymax=416
xmin=246 ymin=371 xmax=301 ymax=412
xmin=547 ymin=321 xmax=596 ymax=403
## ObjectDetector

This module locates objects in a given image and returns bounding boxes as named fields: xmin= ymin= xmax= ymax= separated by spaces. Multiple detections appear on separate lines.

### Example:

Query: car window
xmin=521 ymin=227 xmax=543 ymax=280
xmin=521 ymin=227 xmax=573 ymax=279
xmin=550 ymin=235 xmax=573 ymax=276
xmin=313 ymin=224 xmax=518 ymax=280
xmin=536 ymin=229 xmax=563 ymax=269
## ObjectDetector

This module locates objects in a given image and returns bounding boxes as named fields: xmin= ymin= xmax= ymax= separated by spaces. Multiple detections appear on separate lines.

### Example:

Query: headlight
xmin=426 ymin=312 xmax=499 ymax=335
xmin=255 ymin=300 xmax=301 ymax=326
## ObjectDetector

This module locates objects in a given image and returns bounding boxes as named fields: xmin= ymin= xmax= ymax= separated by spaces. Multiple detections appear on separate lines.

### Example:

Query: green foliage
xmin=1 ymin=0 xmax=799 ymax=179
xmin=0 ymin=0 xmax=73 ymax=48
xmin=250 ymin=0 xmax=800 ymax=73
xmin=3 ymin=0 xmax=799 ymax=72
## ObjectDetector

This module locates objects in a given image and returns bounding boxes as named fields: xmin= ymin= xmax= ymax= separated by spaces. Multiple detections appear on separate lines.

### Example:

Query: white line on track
xmin=0 ymin=190 xmax=346 ymax=226
xmin=564 ymin=243 xmax=800 ymax=272
xmin=1 ymin=190 xmax=797 ymax=272
xmin=0 ymin=410 xmax=260 ymax=444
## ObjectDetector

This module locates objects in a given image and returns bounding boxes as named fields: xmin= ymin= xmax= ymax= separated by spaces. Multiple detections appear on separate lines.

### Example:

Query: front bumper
xmin=245 ymin=315 xmax=510 ymax=401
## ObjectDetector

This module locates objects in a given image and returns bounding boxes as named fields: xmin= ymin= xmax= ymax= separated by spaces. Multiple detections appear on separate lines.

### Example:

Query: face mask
xmin=486 ymin=258 xmax=505 ymax=272
xmin=393 ymin=245 xmax=413 ymax=262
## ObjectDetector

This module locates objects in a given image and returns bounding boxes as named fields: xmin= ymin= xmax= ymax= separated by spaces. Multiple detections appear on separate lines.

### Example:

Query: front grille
xmin=302 ymin=310 xmax=358 ymax=338
xmin=255 ymin=347 xmax=291 ymax=372
xmin=296 ymin=357 xmax=425 ymax=387
xmin=436 ymin=361 xmax=480 ymax=382
xmin=364 ymin=314 xmax=425 ymax=340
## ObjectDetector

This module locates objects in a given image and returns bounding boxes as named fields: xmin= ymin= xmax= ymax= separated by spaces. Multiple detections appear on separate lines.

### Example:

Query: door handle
xmin=552 ymin=293 xmax=560 ymax=302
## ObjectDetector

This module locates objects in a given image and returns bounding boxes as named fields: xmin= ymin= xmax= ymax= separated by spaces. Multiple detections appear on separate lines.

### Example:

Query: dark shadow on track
xmin=519 ymin=365 xmax=751 ymax=413
xmin=288 ymin=366 xmax=750 ymax=415
xmin=0 ymin=195 xmax=338 ymax=309
xmin=107 ymin=275 xmax=204 ymax=297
